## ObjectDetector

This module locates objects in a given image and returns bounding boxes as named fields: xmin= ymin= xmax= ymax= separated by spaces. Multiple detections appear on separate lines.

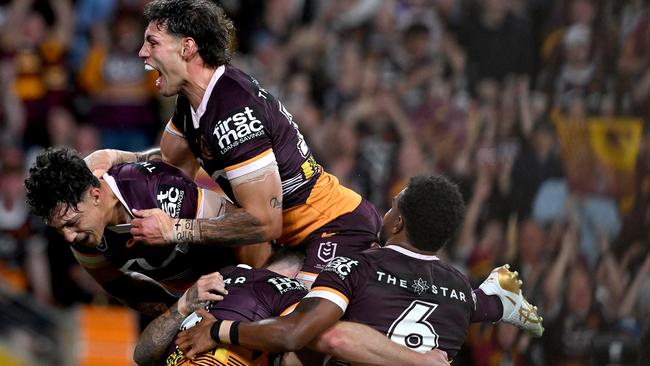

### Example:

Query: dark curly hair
xmin=24 ymin=147 xmax=100 ymax=222
xmin=144 ymin=0 xmax=234 ymax=68
xmin=398 ymin=175 xmax=465 ymax=252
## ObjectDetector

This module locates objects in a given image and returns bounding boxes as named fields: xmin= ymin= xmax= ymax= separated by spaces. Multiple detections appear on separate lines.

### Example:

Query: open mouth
xmin=145 ymin=63 xmax=163 ymax=88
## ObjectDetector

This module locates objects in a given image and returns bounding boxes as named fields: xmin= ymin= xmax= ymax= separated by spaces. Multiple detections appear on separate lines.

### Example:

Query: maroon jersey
xmin=306 ymin=245 xmax=476 ymax=359
xmin=165 ymin=265 xmax=308 ymax=365
xmin=70 ymin=161 xmax=235 ymax=295
xmin=166 ymin=65 xmax=363 ymax=246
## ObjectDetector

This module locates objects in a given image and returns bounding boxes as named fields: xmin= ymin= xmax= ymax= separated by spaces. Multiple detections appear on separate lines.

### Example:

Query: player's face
xmin=378 ymin=190 xmax=404 ymax=246
xmin=139 ymin=22 xmax=186 ymax=97
xmin=49 ymin=190 xmax=106 ymax=248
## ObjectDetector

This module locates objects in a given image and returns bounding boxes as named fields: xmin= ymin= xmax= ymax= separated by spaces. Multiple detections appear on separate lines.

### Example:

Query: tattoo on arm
xmin=183 ymin=285 xmax=208 ymax=314
xmin=270 ymin=197 xmax=282 ymax=209
xmin=134 ymin=304 xmax=185 ymax=366
xmin=196 ymin=211 xmax=267 ymax=246
xmin=136 ymin=148 xmax=162 ymax=162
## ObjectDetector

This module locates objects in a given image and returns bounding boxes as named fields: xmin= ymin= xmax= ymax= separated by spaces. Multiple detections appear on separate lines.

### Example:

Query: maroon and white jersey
xmin=165 ymin=264 xmax=309 ymax=365
xmin=206 ymin=264 xmax=308 ymax=321
xmin=306 ymin=245 xmax=476 ymax=359
xmin=70 ymin=161 xmax=235 ymax=295
xmin=165 ymin=65 xmax=362 ymax=246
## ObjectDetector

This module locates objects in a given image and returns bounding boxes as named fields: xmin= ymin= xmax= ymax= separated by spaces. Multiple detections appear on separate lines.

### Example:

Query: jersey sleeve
xmin=304 ymin=255 xmax=364 ymax=313
xmin=165 ymin=119 xmax=185 ymax=138
xmin=255 ymin=275 xmax=308 ymax=317
xmin=213 ymin=104 xmax=276 ymax=181
xmin=167 ymin=95 xmax=189 ymax=138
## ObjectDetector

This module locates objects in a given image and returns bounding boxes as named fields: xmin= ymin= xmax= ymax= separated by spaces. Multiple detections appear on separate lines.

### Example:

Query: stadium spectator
xmin=0 ymin=0 xmax=73 ymax=148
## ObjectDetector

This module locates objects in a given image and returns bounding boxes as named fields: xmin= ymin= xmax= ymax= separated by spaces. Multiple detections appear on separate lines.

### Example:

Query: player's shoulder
xmin=348 ymin=246 xmax=395 ymax=266
xmin=239 ymin=266 xmax=309 ymax=296
xmin=214 ymin=65 xmax=266 ymax=107
xmin=108 ymin=161 xmax=184 ymax=179
xmin=433 ymin=259 xmax=472 ymax=289
xmin=320 ymin=251 xmax=374 ymax=281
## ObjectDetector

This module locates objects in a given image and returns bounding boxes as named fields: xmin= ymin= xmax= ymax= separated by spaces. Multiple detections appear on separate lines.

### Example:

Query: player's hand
xmin=422 ymin=349 xmax=450 ymax=366
xmin=178 ymin=272 xmax=229 ymax=315
xmin=131 ymin=208 xmax=174 ymax=245
xmin=176 ymin=308 xmax=219 ymax=359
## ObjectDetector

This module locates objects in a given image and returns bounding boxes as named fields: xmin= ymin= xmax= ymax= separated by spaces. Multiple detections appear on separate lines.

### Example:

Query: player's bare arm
xmin=312 ymin=322 xmax=451 ymax=366
xmin=83 ymin=147 xmax=161 ymax=175
xmin=134 ymin=303 xmax=186 ymax=366
xmin=134 ymin=271 xmax=229 ymax=366
xmin=131 ymin=163 xmax=283 ymax=246
xmin=160 ymin=129 xmax=200 ymax=179
xmin=83 ymin=127 xmax=194 ymax=178
xmin=176 ymin=297 xmax=342 ymax=358
xmin=176 ymin=300 xmax=451 ymax=366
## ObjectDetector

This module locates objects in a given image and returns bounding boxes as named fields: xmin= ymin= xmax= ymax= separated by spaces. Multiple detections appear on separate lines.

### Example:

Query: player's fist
xmin=131 ymin=208 xmax=175 ymax=245
xmin=423 ymin=349 xmax=450 ymax=365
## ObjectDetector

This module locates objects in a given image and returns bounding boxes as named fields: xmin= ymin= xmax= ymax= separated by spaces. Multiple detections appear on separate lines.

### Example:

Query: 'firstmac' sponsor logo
xmin=156 ymin=184 xmax=185 ymax=218
xmin=213 ymin=106 xmax=265 ymax=153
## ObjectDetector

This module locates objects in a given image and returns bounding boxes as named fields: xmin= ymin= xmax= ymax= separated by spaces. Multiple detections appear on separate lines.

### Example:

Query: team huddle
xmin=24 ymin=1 xmax=543 ymax=365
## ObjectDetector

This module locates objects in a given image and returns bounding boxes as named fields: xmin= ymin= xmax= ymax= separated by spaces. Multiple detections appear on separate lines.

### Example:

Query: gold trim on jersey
xmin=166 ymin=344 xmax=268 ymax=366
xmin=167 ymin=119 xmax=185 ymax=138
xmin=279 ymin=171 xmax=362 ymax=246
xmin=280 ymin=302 xmax=300 ymax=316
xmin=195 ymin=187 xmax=204 ymax=218
xmin=224 ymin=149 xmax=276 ymax=180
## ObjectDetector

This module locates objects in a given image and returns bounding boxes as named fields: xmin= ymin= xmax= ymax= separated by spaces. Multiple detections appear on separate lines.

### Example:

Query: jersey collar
xmin=103 ymin=173 xmax=133 ymax=217
xmin=191 ymin=65 xmax=225 ymax=129
xmin=385 ymin=245 xmax=440 ymax=261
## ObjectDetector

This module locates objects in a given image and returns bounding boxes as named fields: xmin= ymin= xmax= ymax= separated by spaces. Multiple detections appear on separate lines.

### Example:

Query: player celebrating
xmin=25 ymin=147 xmax=238 ymax=315
xmin=135 ymin=250 xmax=450 ymax=366
xmin=84 ymin=0 xmax=381 ymax=286
xmin=175 ymin=176 xmax=543 ymax=362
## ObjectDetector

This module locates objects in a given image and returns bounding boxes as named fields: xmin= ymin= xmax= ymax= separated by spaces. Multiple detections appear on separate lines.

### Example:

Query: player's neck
xmin=183 ymin=65 xmax=218 ymax=110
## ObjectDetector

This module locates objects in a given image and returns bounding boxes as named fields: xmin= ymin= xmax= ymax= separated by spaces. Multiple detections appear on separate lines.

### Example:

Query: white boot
xmin=479 ymin=264 xmax=544 ymax=337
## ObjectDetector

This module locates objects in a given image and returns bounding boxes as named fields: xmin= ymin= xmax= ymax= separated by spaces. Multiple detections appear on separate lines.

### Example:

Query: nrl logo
xmin=317 ymin=241 xmax=338 ymax=263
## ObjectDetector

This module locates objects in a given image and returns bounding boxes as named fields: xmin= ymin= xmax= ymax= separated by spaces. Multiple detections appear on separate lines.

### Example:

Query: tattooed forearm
xmin=196 ymin=210 xmax=267 ymax=246
xmin=134 ymin=304 xmax=186 ymax=366
xmin=183 ymin=285 xmax=209 ymax=314
xmin=135 ymin=148 xmax=162 ymax=162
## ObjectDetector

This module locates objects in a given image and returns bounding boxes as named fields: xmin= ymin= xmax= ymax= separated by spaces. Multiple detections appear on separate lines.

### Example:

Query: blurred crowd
xmin=0 ymin=0 xmax=649 ymax=365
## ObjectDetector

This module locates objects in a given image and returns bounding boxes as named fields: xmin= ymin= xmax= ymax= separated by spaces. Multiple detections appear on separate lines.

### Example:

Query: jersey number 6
xmin=387 ymin=300 xmax=440 ymax=352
